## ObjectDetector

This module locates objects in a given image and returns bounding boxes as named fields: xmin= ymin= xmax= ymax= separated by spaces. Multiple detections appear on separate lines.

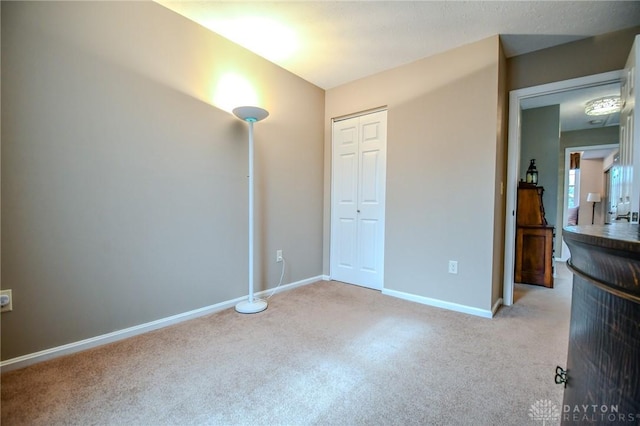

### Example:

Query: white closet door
xmin=330 ymin=110 xmax=387 ymax=290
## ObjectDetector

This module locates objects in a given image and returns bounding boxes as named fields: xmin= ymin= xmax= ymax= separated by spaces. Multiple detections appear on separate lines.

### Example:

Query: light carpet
xmin=1 ymin=264 xmax=572 ymax=425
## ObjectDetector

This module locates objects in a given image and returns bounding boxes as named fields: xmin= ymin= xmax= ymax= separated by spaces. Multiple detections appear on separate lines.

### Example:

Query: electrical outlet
xmin=1 ymin=289 xmax=13 ymax=313
xmin=448 ymin=261 xmax=458 ymax=274
xmin=276 ymin=250 xmax=283 ymax=262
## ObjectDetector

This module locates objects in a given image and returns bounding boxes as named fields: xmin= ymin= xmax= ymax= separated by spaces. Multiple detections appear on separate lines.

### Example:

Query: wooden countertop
xmin=563 ymin=223 xmax=640 ymax=255
xmin=563 ymin=223 xmax=640 ymax=303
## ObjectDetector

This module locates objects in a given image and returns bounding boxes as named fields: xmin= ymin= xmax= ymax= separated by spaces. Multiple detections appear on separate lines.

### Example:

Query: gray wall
xmin=1 ymin=2 xmax=324 ymax=360
xmin=2 ymin=2 xmax=637 ymax=362
xmin=492 ymin=43 xmax=509 ymax=308
xmin=325 ymin=36 xmax=506 ymax=312
xmin=560 ymin=127 xmax=620 ymax=151
xmin=520 ymin=106 xmax=561 ymax=232
xmin=507 ymin=25 xmax=640 ymax=91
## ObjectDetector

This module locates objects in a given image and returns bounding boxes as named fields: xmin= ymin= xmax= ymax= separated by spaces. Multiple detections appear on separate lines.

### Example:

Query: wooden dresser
xmin=515 ymin=182 xmax=554 ymax=287
xmin=561 ymin=225 xmax=640 ymax=423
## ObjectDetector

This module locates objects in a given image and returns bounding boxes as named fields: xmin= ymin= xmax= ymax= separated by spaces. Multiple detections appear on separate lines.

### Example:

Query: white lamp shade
xmin=586 ymin=192 xmax=601 ymax=203
xmin=233 ymin=106 xmax=269 ymax=122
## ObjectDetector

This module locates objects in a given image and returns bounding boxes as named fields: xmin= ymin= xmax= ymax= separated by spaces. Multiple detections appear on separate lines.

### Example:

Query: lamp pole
xmin=247 ymin=118 xmax=255 ymax=304
xmin=586 ymin=193 xmax=601 ymax=225
xmin=232 ymin=106 xmax=269 ymax=314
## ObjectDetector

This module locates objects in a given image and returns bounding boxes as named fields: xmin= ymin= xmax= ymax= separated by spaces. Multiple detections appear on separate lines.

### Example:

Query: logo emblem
xmin=529 ymin=399 xmax=560 ymax=425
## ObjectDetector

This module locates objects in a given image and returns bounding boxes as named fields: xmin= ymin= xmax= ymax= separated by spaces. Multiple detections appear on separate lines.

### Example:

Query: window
xmin=567 ymin=169 xmax=580 ymax=208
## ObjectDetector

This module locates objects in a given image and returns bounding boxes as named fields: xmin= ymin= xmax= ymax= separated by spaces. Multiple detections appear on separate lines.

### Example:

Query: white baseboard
xmin=256 ymin=275 xmax=325 ymax=298
xmin=0 ymin=275 xmax=324 ymax=373
xmin=381 ymin=288 xmax=495 ymax=318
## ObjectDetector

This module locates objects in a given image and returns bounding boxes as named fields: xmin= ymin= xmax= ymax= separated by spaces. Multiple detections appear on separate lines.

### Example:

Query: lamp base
xmin=235 ymin=298 xmax=268 ymax=314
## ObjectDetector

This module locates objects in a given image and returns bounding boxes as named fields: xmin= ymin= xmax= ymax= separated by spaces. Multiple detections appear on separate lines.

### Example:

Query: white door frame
xmin=503 ymin=70 xmax=623 ymax=306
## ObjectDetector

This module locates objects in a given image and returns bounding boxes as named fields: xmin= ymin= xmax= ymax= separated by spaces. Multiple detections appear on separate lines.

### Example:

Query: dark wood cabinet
xmin=561 ymin=225 xmax=640 ymax=424
xmin=515 ymin=183 xmax=554 ymax=287
xmin=515 ymin=226 xmax=554 ymax=287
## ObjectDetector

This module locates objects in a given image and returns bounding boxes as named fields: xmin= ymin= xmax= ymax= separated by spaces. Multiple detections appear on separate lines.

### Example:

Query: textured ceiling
xmin=157 ymin=1 xmax=640 ymax=89
xmin=522 ymin=82 xmax=622 ymax=133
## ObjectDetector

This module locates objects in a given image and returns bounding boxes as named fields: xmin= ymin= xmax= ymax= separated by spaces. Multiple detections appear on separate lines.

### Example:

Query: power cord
xmin=266 ymin=257 xmax=286 ymax=300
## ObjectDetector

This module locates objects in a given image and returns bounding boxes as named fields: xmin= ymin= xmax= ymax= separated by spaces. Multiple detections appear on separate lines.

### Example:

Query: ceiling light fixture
xmin=584 ymin=96 xmax=621 ymax=116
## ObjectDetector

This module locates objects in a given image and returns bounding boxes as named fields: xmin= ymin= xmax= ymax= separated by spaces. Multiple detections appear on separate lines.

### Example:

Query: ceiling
xmin=157 ymin=1 xmax=640 ymax=90
xmin=156 ymin=1 xmax=639 ymax=133
xmin=521 ymin=81 xmax=621 ymax=133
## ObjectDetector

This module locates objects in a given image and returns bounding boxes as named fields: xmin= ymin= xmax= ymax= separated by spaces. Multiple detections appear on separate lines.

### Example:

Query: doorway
xmin=558 ymin=144 xmax=619 ymax=260
xmin=503 ymin=70 xmax=623 ymax=306
xmin=330 ymin=109 xmax=387 ymax=290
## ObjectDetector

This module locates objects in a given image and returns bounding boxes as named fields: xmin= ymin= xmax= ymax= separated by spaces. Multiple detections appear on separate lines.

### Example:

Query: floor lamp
xmin=233 ymin=106 xmax=269 ymax=314
xmin=587 ymin=192 xmax=601 ymax=225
